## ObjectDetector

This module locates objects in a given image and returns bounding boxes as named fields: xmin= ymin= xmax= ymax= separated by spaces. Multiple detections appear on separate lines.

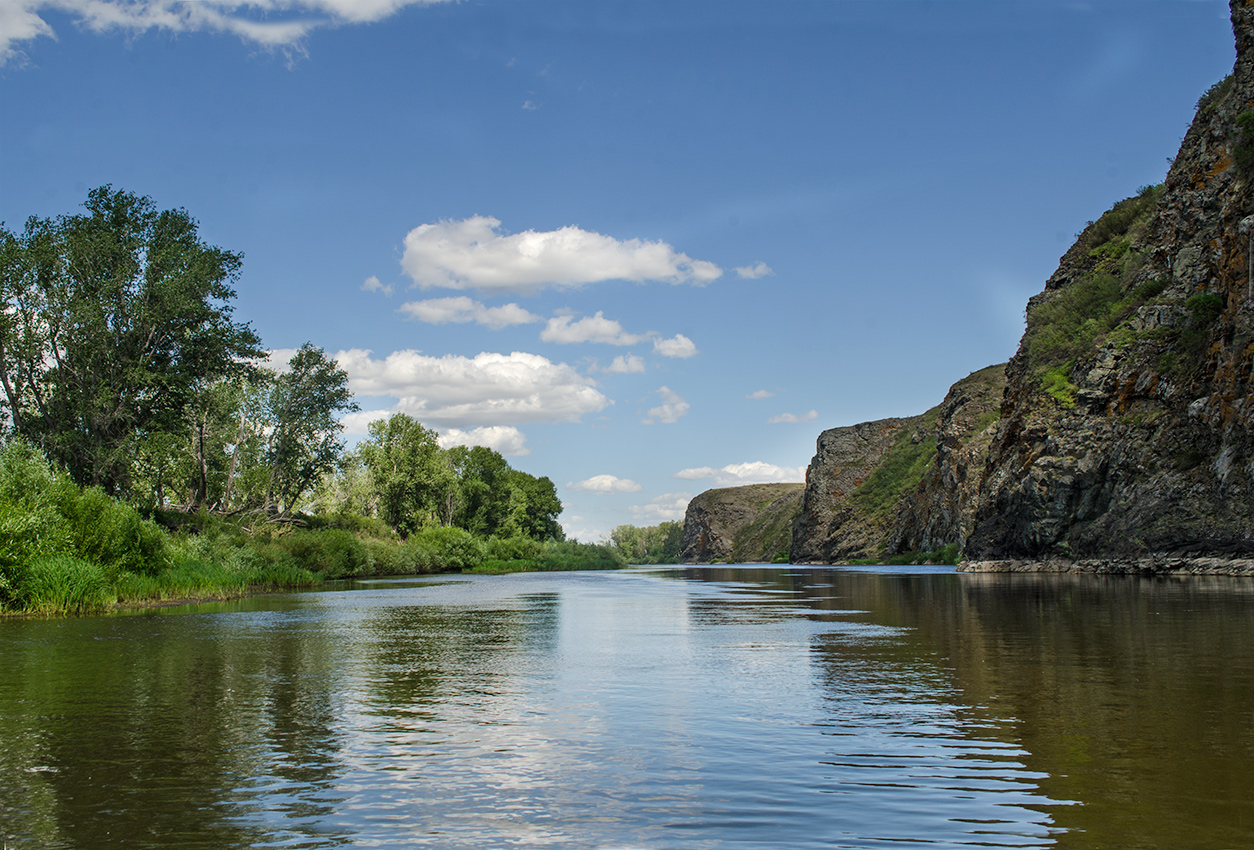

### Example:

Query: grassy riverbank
xmin=0 ymin=441 xmax=625 ymax=616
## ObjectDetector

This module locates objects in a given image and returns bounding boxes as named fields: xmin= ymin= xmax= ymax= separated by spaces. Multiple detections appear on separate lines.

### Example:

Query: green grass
xmin=849 ymin=413 xmax=940 ymax=519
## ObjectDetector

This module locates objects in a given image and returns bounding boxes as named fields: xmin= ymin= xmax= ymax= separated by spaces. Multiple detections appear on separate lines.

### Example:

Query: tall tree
xmin=358 ymin=413 xmax=456 ymax=535
xmin=263 ymin=343 xmax=357 ymax=515
xmin=0 ymin=186 xmax=263 ymax=494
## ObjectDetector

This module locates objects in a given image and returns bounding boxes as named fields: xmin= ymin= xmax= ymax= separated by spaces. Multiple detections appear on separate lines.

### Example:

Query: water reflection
xmin=1 ymin=568 xmax=1250 ymax=848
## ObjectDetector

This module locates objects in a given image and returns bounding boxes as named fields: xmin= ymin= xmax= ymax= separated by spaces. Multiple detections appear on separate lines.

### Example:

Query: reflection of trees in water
xmin=0 ymin=605 xmax=353 ymax=849
xmin=358 ymin=592 xmax=558 ymax=715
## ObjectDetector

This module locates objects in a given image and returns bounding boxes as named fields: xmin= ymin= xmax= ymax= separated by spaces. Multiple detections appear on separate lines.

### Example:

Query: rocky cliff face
xmin=790 ymin=365 xmax=1006 ymax=564
xmin=683 ymin=3 xmax=1253 ymax=573
xmin=680 ymin=483 xmax=803 ymax=564
xmin=962 ymin=1 xmax=1254 ymax=572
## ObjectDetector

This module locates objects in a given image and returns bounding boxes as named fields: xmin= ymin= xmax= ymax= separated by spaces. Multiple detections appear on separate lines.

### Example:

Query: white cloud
xmin=522 ymin=100 xmax=539 ymax=111
xmin=399 ymin=216 xmax=723 ymax=294
xmin=674 ymin=461 xmax=806 ymax=487
xmin=399 ymin=296 xmax=540 ymax=329
xmin=642 ymin=386 xmax=689 ymax=425
xmin=735 ymin=262 xmax=774 ymax=279
xmin=333 ymin=348 xmax=610 ymax=428
xmin=437 ymin=425 xmax=530 ymax=457
xmin=652 ymin=334 xmax=698 ymax=359
xmin=541 ymin=311 xmax=645 ymax=346
xmin=339 ymin=408 xmax=392 ymax=436
xmin=768 ymin=410 xmax=818 ymax=424
xmin=361 ymin=275 xmax=393 ymax=296
xmin=568 ymin=474 xmax=642 ymax=494
xmin=747 ymin=389 xmax=775 ymax=399
xmin=601 ymin=354 xmax=646 ymax=374
xmin=628 ymin=492 xmax=693 ymax=523
xmin=1 ymin=0 xmax=454 ymax=65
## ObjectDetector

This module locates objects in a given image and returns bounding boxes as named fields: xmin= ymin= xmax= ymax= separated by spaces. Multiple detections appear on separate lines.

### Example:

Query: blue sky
xmin=0 ymin=0 xmax=1235 ymax=541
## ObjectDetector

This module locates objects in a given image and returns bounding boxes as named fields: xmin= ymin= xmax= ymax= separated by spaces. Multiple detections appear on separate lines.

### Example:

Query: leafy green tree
xmin=610 ymin=521 xmax=683 ymax=564
xmin=358 ymin=413 xmax=456 ymax=535
xmin=263 ymin=344 xmax=357 ymax=515
xmin=0 ymin=186 xmax=263 ymax=495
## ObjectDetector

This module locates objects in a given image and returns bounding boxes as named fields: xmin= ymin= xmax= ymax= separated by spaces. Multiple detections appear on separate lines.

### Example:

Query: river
xmin=1 ymin=565 xmax=1251 ymax=848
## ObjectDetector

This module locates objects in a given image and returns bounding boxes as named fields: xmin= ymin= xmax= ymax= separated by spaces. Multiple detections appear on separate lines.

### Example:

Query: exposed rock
xmin=679 ymin=483 xmax=804 ymax=564
xmin=963 ymin=0 xmax=1254 ymax=566
xmin=789 ymin=365 xmax=1007 ymax=564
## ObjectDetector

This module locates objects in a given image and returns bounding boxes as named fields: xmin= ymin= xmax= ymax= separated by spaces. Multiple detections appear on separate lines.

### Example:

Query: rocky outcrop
xmin=680 ymin=483 xmax=803 ymax=564
xmin=682 ymin=3 xmax=1253 ymax=573
xmin=962 ymin=1 xmax=1254 ymax=570
xmin=790 ymin=365 xmax=1006 ymax=564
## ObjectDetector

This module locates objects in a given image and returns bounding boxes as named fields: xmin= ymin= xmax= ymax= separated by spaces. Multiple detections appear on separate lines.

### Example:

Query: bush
xmin=407 ymin=526 xmax=485 ymax=572
xmin=59 ymin=486 xmax=170 ymax=577
xmin=533 ymin=540 xmax=626 ymax=571
xmin=279 ymin=528 xmax=370 ymax=578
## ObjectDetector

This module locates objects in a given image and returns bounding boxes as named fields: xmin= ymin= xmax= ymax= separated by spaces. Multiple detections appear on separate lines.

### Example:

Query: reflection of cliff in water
xmin=674 ymin=566 xmax=1254 ymax=849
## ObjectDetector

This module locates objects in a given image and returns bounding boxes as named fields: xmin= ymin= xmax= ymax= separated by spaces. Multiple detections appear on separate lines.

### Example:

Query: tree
xmin=0 ymin=186 xmax=263 ymax=494
xmin=610 ymin=521 xmax=683 ymax=564
xmin=358 ymin=413 xmax=455 ymax=535
xmin=264 ymin=344 xmax=357 ymax=515
xmin=445 ymin=444 xmax=563 ymax=541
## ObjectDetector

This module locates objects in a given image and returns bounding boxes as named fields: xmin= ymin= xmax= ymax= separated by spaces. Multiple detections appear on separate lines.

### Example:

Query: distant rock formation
xmin=679 ymin=483 xmax=803 ymax=564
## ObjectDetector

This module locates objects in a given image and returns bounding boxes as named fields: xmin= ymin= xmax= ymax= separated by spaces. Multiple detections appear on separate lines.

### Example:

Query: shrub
xmin=280 ymin=528 xmax=370 ymax=578
xmin=1235 ymin=110 xmax=1254 ymax=180
xmin=399 ymin=526 xmax=485 ymax=572
xmin=58 ymin=485 xmax=170 ymax=577
xmin=533 ymin=540 xmax=626 ymax=571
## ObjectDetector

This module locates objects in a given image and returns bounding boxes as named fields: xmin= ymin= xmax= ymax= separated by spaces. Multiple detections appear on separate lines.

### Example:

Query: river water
xmin=1 ymin=565 xmax=1251 ymax=849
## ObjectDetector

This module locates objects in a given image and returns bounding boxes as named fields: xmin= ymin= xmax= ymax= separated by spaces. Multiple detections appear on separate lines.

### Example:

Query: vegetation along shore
xmin=0 ymin=188 xmax=637 ymax=616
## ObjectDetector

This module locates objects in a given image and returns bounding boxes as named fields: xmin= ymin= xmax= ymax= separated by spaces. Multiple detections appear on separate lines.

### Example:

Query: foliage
xmin=263 ymin=343 xmax=358 ymax=515
xmin=1196 ymin=74 xmax=1234 ymax=116
xmin=8 ymin=554 xmax=113 ymax=615
xmin=0 ymin=186 xmax=263 ymax=494
xmin=359 ymin=414 xmax=454 ymax=534
xmin=445 ymin=445 xmax=563 ymax=541
xmin=1235 ymin=110 xmax=1254 ymax=181
xmin=609 ymin=521 xmax=684 ymax=564
xmin=850 ymin=414 xmax=939 ymax=519
xmin=1041 ymin=366 xmax=1078 ymax=409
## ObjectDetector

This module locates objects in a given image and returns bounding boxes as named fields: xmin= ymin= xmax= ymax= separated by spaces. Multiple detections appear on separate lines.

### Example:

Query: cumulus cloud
xmin=437 ymin=425 xmax=530 ymax=456
xmin=600 ymin=354 xmax=646 ymax=374
xmin=674 ymin=461 xmax=806 ymax=487
xmin=399 ymin=296 xmax=540 ymax=329
xmin=1 ymin=0 xmax=452 ymax=65
xmin=400 ymin=216 xmax=723 ymax=294
xmin=735 ymin=262 xmax=774 ymax=279
xmin=361 ymin=275 xmax=393 ymax=296
xmin=747 ymin=389 xmax=775 ymax=399
xmin=568 ymin=474 xmax=642 ymax=494
xmin=628 ymin=492 xmax=692 ymax=523
xmin=338 ymin=408 xmax=392 ymax=436
xmin=768 ymin=410 xmax=818 ymax=424
xmin=541 ymin=311 xmax=646 ymax=346
xmin=642 ymin=386 xmax=689 ymax=425
xmin=652 ymin=334 xmax=698 ymax=359
xmin=334 ymin=348 xmax=609 ymax=428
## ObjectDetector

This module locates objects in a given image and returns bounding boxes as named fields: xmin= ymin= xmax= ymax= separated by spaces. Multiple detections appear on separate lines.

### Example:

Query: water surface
xmin=1 ymin=565 xmax=1250 ymax=848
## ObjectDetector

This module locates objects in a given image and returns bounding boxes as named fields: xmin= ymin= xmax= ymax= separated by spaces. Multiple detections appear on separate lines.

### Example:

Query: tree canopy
xmin=1 ymin=186 xmax=262 ymax=494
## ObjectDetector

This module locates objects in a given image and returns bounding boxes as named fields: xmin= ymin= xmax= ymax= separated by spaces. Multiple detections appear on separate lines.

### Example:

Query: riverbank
xmin=959 ymin=555 xmax=1254 ymax=576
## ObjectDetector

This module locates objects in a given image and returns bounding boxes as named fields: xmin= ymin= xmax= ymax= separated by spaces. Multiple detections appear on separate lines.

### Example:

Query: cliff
xmin=683 ymin=3 xmax=1253 ymax=573
xmin=790 ymin=365 xmax=1006 ymax=564
xmin=962 ymin=1 xmax=1254 ymax=572
xmin=679 ymin=483 xmax=803 ymax=564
